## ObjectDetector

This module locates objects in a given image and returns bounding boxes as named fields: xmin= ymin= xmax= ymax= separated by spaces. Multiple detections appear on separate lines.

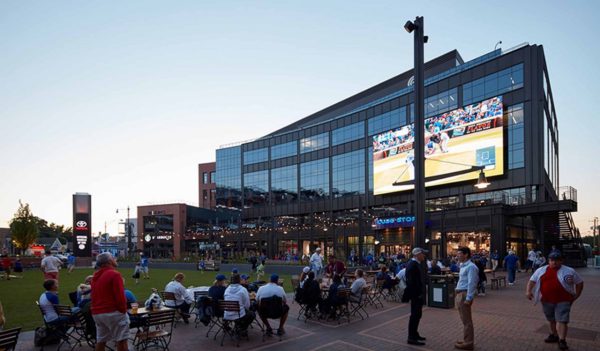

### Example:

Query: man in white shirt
xmin=256 ymin=274 xmax=289 ymax=336
xmin=526 ymin=249 xmax=537 ymax=273
xmin=164 ymin=272 xmax=193 ymax=323
xmin=224 ymin=274 xmax=255 ymax=336
xmin=41 ymin=250 xmax=63 ymax=282
xmin=350 ymin=269 xmax=367 ymax=301
xmin=454 ymin=247 xmax=479 ymax=350
xmin=310 ymin=248 xmax=323 ymax=277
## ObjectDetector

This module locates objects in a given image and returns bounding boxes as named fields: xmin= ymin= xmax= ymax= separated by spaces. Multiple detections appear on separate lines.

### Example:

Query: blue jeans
xmin=507 ymin=267 xmax=516 ymax=283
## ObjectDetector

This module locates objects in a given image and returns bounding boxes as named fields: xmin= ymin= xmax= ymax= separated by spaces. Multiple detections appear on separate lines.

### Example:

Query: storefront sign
xmin=373 ymin=216 xmax=416 ymax=229
xmin=144 ymin=233 xmax=173 ymax=242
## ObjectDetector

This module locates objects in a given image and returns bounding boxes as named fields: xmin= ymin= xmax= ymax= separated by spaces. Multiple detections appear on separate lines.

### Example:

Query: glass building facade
xmin=212 ymin=45 xmax=577 ymax=264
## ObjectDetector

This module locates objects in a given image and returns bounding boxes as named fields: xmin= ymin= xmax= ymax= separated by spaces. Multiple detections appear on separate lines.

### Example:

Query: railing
xmin=558 ymin=186 xmax=577 ymax=202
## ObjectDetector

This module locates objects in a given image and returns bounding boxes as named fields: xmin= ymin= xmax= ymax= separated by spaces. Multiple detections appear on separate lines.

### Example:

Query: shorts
xmin=93 ymin=311 xmax=130 ymax=343
xmin=542 ymin=302 xmax=572 ymax=323
xmin=44 ymin=272 xmax=58 ymax=280
xmin=141 ymin=267 xmax=149 ymax=273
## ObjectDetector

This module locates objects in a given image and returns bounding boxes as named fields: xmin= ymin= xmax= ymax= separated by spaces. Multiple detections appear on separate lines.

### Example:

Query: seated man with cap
xmin=240 ymin=274 xmax=258 ymax=293
xmin=209 ymin=274 xmax=228 ymax=301
xmin=256 ymin=274 xmax=289 ymax=336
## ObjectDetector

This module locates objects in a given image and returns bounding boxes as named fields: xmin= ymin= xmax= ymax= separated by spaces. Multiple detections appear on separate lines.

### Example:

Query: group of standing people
xmin=402 ymin=246 xmax=584 ymax=351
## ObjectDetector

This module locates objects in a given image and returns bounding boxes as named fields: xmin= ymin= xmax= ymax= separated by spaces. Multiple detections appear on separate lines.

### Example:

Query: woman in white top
xmin=164 ymin=272 xmax=193 ymax=323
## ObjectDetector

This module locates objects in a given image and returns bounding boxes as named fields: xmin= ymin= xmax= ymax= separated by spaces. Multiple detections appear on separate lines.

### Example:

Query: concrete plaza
xmin=15 ymin=268 xmax=600 ymax=351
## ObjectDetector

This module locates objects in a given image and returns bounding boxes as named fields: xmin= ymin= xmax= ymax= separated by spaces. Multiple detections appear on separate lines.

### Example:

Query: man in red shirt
xmin=526 ymin=252 xmax=584 ymax=351
xmin=91 ymin=252 xmax=129 ymax=351
xmin=1 ymin=255 xmax=12 ymax=280
xmin=325 ymin=255 xmax=346 ymax=279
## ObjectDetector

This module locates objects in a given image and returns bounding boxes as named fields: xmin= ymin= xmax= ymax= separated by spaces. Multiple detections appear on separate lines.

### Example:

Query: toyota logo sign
xmin=76 ymin=221 xmax=87 ymax=228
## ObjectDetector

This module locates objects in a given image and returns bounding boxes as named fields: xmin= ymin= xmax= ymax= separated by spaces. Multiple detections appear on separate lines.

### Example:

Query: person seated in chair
xmin=301 ymin=271 xmax=322 ymax=316
xmin=350 ymin=269 xmax=367 ymax=302
xmin=319 ymin=274 xmax=346 ymax=318
xmin=429 ymin=259 xmax=442 ymax=275
xmin=377 ymin=266 xmax=398 ymax=291
xmin=164 ymin=272 xmax=193 ymax=323
xmin=256 ymin=274 xmax=289 ymax=336
xmin=240 ymin=274 xmax=258 ymax=293
xmin=39 ymin=279 xmax=71 ymax=332
xmin=224 ymin=274 xmax=255 ymax=337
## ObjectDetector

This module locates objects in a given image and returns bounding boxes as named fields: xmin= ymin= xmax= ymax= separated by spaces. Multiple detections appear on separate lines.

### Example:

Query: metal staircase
xmin=557 ymin=211 xmax=586 ymax=267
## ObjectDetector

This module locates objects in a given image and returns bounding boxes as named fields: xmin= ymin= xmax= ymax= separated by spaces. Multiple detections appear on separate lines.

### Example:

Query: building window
xmin=425 ymin=196 xmax=459 ymax=211
xmin=271 ymin=165 xmax=298 ymax=204
xmin=463 ymin=64 xmax=524 ymax=105
xmin=243 ymin=170 xmax=269 ymax=207
xmin=465 ymin=187 xmax=527 ymax=207
xmin=271 ymin=141 xmax=297 ymax=160
xmin=202 ymin=172 xmax=208 ymax=184
xmin=368 ymin=106 xmax=407 ymax=136
xmin=332 ymin=121 xmax=364 ymax=146
xmin=216 ymin=146 xmax=242 ymax=209
xmin=507 ymin=104 xmax=524 ymax=169
xmin=300 ymin=132 xmax=329 ymax=154
xmin=300 ymin=158 xmax=329 ymax=200
xmin=368 ymin=146 xmax=373 ymax=193
xmin=425 ymin=88 xmax=458 ymax=118
xmin=203 ymin=190 xmax=208 ymax=201
xmin=210 ymin=171 xmax=216 ymax=183
xmin=243 ymin=148 xmax=268 ymax=165
xmin=332 ymin=150 xmax=365 ymax=197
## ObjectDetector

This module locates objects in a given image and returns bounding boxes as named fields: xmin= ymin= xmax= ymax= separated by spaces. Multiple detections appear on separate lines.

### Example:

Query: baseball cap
xmin=240 ymin=274 xmax=249 ymax=280
xmin=270 ymin=274 xmax=279 ymax=283
xmin=548 ymin=251 xmax=563 ymax=260
xmin=232 ymin=267 xmax=239 ymax=274
xmin=302 ymin=266 xmax=310 ymax=274
xmin=412 ymin=247 xmax=429 ymax=255
xmin=316 ymin=248 xmax=321 ymax=251
xmin=215 ymin=274 xmax=226 ymax=281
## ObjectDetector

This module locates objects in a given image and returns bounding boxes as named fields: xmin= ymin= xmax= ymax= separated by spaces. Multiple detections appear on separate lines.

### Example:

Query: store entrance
xmin=446 ymin=232 xmax=490 ymax=255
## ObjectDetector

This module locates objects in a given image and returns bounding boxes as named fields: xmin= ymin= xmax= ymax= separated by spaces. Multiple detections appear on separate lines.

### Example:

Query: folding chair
xmin=204 ymin=298 xmax=224 ymax=339
xmin=367 ymin=280 xmax=385 ymax=308
xmin=217 ymin=300 xmax=242 ymax=347
xmin=161 ymin=291 xmax=182 ymax=328
xmin=349 ymin=286 xmax=370 ymax=320
xmin=134 ymin=309 xmax=176 ymax=351
xmin=334 ymin=288 xmax=351 ymax=324
xmin=0 ymin=327 xmax=21 ymax=351
xmin=36 ymin=301 xmax=69 ymax=351
xmin=68 ymin=292 xmax=78 ymax=307
xmin=257 ymin=296 xmax=285 ymax=342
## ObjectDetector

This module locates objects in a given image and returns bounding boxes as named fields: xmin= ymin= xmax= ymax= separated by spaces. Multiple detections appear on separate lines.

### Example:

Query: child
xmin=256 ymin=260 xmax=265 ymax=281
xmin=132 ymin=263 xmax=142 ymax=284
xmin=198 ymin=259 xmax=206 ymax=273
xmin=14 ymin=259 xmax=23 ymax=278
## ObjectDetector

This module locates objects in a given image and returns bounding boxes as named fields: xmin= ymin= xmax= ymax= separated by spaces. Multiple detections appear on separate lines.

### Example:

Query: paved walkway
xmin=16 ymin=268 xmax=600 ymax=350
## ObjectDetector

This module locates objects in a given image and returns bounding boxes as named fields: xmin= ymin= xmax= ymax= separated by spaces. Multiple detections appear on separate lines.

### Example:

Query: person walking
xmin=91 ymin=252 xmax=129 ymax=351
xmin=1 ymin=255 xmax=12 ymax=280
xmin=526 ymin=248 xmax=537 ymax=273
xmin=503 ymin=251 xmax=519 ymax=285
xmin=310 ymin=248 xmax=323 ymax=277
xmin=41 ymin=250 xmax=62 ymax=282
xmin=526 ymin=251 xmax=584 ymax=350
xmin=454 ymin=247 xmax=479 ymax=350
xmin=490 ymin=250 xmax=500 ymax=271
xmin=67 ymin=252 xmax=76 ymax=273
xmin=401 ymin=247 xmax=428 ymax=346
xmin=140 ymin=254 xmax=150 ymax=279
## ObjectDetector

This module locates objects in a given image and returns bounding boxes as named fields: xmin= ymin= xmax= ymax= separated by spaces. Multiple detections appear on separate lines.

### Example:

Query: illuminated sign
xmin=73 ymin=193 xmax=92 ymax=257
xmin=373 ymin=216 xmax=416 ymax=229
xmin=373 ymin=96 xmax=504 ymax=195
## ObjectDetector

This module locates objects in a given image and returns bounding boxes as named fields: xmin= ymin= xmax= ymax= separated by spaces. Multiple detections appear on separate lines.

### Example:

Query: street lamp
xmin=116 ymin=206 xmax=132 ymax=257
xmin=405 ymin=16 xmax=427 ymax=248
xmin=474 ymin=170 xmax=491 ymax=189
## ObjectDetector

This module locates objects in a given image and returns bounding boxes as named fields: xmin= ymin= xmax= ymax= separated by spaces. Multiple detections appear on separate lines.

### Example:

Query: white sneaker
xmin=508 ymin=282 xmax=514 ymax=286
xmin=478 ymin=293 xmax=486 ymax=297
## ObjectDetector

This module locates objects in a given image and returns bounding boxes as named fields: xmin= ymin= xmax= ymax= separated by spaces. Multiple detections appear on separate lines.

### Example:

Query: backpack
xmin=34 ymin=326 xmax=60 ymax=347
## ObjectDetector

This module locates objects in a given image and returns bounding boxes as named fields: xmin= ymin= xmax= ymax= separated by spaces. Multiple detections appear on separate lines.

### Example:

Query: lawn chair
xmin=217 ymin=300 xmax=243 ymax=347
xmin=0 ymin=327 xmax=21 ymax=351
xmin=54 ymin=304 xmax=88 ymax=350
xmin=204 ymin=298 xmax=225 ymax=339
xmin=134 ymin=309 xmax=176 ymax=351
xmin=367 ymin=280 xmax=385 ymax=308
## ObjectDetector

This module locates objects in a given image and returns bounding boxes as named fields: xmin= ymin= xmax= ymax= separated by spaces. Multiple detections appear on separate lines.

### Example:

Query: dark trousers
xmin=408 ymin=297 xmax=423 ymax=340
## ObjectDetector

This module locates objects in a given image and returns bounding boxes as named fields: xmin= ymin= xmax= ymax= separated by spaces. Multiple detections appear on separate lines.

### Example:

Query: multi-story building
xmin=199 ymin=162 xmax=216 ymax=209
xmin=209 ymin=44 xmax=583 ymax=265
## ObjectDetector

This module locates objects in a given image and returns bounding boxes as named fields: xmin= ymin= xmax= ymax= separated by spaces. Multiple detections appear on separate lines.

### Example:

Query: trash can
xmin=594 ymin=256 xmax=600 ymax=269
xmin=427 ymin=275 xmax=455 ymax=309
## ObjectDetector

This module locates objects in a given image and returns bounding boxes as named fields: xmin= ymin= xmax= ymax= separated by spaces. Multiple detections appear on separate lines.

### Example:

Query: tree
xmin=9 ymin=200 xmax=39 ymax=254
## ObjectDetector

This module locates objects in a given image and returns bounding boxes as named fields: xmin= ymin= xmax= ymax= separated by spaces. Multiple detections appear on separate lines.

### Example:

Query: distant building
xmin=199 ymin=162 xmax=216 ymax=209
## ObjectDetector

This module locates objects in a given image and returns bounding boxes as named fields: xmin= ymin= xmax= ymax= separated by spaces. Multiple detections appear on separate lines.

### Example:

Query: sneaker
xmin=558 ymin=339 xmax=569 ymax=350
xmin=276 ymin=328 xmax=286 ymax=336
xmin=544 ymin=334 xmax=559 ymax=343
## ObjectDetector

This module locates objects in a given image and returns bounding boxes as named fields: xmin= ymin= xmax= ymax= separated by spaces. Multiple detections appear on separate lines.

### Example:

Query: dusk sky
xmin=1 ymin=1 xmax=598 ymax=237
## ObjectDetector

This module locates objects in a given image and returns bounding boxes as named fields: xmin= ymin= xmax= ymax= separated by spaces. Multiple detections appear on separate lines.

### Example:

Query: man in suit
xmin=402 ymin=247 xmax=428 ymax=346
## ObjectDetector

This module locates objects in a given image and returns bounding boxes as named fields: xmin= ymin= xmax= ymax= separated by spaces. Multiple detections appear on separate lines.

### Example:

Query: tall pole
xmin=412 ymin=16 xmax=426 ymax=248
xmin=127 ymin=206 xmax=131 ymax=257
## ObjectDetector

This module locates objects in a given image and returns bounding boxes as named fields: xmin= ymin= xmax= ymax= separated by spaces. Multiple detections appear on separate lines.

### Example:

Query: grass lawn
xmin=0 ymin=267 xmax=293 ymax=331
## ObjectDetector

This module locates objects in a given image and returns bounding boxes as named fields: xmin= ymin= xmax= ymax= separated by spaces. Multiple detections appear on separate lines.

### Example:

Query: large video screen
xmin=373 ymin=96 xmax=504 ymax=195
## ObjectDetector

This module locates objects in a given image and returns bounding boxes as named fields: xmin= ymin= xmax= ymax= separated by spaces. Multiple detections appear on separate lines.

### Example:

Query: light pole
xmin=116 ymin=206 xmax=132 ymax=257
xmin=405 ymin=16 xmax=427 ymax=248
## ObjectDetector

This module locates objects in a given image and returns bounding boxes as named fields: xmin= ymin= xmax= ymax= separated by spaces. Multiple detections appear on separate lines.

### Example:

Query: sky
xmin=1 ymin=0 xmax=599 ymax=237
